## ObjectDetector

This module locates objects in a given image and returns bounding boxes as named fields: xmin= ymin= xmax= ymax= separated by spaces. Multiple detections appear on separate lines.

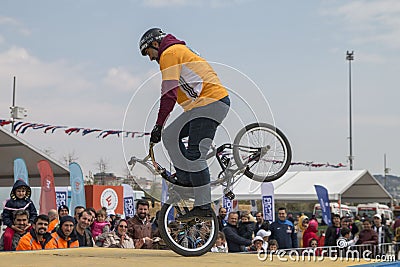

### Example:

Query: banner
xmin=250 ymin=200 xmax=258 ymax=214
xmin=37 ymin=160 xmax=57 ymax=214
xmin=55 ymin=187 xmax=69 ymax=211
xmin=222 ymin=196 xmax=233 ymax=220
xmin=122 ymin=183 xmax=135 ymax=218
xmin=14 ymin=158 xmax=29 ymax=185
xmin=69 ymin=162 xmax=86 ymax=212
xmin=261 ymin=182 xmax=275 ymax=222
xmin=314 ymin=185 xmax=332 ymax=226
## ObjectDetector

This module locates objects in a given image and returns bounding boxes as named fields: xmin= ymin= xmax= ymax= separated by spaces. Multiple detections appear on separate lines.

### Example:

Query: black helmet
xmin=139 ymin=28 xmax=166 ymax=56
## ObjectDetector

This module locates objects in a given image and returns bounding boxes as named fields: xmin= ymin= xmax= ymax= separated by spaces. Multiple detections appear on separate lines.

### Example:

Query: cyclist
xmin=139 ymin=28 xmax=230 ymax=220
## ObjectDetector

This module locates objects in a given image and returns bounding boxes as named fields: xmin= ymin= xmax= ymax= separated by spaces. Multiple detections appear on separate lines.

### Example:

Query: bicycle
xmin=128 ymin=122 xmax=292 ymax=256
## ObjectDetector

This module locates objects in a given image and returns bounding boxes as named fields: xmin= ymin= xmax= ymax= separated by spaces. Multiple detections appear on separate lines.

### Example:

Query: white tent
xmin=211 ymin=170 xmax=393 ymax=203
xmin=0 ymin=127 xmax=70 ymax=187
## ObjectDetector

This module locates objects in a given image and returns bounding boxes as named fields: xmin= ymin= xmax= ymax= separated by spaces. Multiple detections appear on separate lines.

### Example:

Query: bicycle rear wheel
xmin=158 ymin=201 xmax=218 ymax=257
xmin=233 ymin=122 xmax=291 ymax=182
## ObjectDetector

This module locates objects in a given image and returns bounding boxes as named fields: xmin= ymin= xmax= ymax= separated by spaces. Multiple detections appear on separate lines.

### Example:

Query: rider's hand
xmin=150 ymin=124 xmax=162 ymax=143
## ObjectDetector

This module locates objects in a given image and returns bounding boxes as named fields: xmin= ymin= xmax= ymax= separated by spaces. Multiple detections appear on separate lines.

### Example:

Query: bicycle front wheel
xmin=158 ymin=202 xmax=218 ymax=257
xmin=233 ymin=122 xmax=292 ymax=182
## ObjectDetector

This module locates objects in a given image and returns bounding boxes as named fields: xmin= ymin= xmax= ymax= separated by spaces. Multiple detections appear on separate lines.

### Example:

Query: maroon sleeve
xmin=156 ymin=80 xmax=178 ymax=126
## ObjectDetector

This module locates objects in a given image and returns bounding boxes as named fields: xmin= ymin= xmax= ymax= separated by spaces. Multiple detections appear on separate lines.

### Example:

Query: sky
xmin=0 ymin=0 xmax=399 ymax=181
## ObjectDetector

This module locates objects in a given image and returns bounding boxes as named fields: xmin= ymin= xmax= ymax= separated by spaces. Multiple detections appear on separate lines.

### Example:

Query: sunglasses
xmin=119 ymin=225 xmax=128 ymax=228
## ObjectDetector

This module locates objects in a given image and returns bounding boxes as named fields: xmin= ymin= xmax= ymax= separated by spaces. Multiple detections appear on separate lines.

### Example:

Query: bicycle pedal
xmin=224 ymin=190 xmax=235 ymax=200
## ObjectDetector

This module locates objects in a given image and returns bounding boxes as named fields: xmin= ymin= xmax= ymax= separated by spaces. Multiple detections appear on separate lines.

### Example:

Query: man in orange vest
xmin=16 ymin=214 xmax=54 ymax=250
xmin=50 ymin=215 xmax=79 ymax=248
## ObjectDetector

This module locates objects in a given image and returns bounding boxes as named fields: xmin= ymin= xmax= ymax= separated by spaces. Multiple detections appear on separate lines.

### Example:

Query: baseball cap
xmin=373 ymin=214 xmax=381 ymax=220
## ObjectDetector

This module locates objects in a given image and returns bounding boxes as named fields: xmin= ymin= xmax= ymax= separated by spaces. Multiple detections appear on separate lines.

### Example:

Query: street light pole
xmin=346 ymin=51 xmax=354 ymax=170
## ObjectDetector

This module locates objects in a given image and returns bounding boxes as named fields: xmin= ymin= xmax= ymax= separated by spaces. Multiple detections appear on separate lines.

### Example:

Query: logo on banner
xmin=43 ymin=175 xmax=53 ymax=192
xmin=72 ymin=177 xmax=83 ymax=194
xmin=262 ymin=196 xmax=273 ymax=221
xmin=101 ymin=188 xmax=118 ymax=211
xmin=56 ymin=191 xmax=67 ymax=207
xmin=124 ymin=197 xmax=135 ymax=218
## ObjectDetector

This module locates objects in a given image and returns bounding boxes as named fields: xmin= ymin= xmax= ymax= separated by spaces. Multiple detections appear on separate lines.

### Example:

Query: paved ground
xmin=0 ymin=248 xmax=390 ymax=267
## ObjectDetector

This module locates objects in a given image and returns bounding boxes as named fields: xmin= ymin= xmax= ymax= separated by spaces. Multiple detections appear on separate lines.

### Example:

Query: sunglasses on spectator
xmin=119 ymin=225 xmax=128 ymax=228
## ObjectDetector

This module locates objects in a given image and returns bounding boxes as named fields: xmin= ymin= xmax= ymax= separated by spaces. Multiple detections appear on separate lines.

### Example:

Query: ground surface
xmin=0 ymin=248 xmax=389 ymax=267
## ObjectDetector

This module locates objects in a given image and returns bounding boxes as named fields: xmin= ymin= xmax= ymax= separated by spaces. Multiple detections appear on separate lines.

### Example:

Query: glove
xmin=150 ymin=124 xmax=162 ymax=143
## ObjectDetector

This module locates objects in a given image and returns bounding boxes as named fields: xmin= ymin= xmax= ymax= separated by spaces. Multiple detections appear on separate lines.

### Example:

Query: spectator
xmin=254 ymin=212 xmax=270 ymax=237
xmin=308 ymin=238 xmax=322 ymax=256
xmin=73 ymin=206 xmax=85 ymax=225
xmin=91 ymin=207 xmax=111 ymax=246
xmin=211 ymin=231 xmax=228 ymax=253
xmin=303 ymin=219 xmax=319 ymax=248
xmin=238 ymin=212 xmax=255 ymax=241
xmin=108 ymin=210 xmax=117 ymax=231
xmin=340 ymin=227 xmax=358 ymax=247
xmin=340 ymin=216 xmax=358 ymax=239
xmin=217 ymin=207 xmax=227 ymax=230
xmin=268 ymin=239 xmax=279 ymax=251
xmin=223 ymin=212 xmax=252 ymax=252
xmin=127 ymin=200 xmax=153 ymax=249
xmin=47 ymin=209 xmax=58 ymax=232
xmin=269 ymin=207 xmax=298 ymax=249
xmin=16 ymin=214 xmax=53 ymax=250
xmin=0 ymin=210 xmax=30 ymax=251
xmin=324 ymin=213 xmax=341 ymax=246
xmin=357 ymin=218 xmax=378 ymax=246
xmin=372 ymin=214 xmax=392 ymax=255
xmin=248 ymin=236 xmax=264 ymax=252
xmin=296 ymin=214 xmax=309 ymax=247
xmin=73 ymin=209 xmax=94 ymax=247
xmin=50 ymin=215 xmax=79 ymax=248
xmin=86 ymin=207 xmax=96 ymax=227
xmin=103 ymin=219 xmax=136 ymax=248
xmin=2 ymin=180 xmax=37 ymax=231
xmin=58 ymin=205 xmax=69 ymax=218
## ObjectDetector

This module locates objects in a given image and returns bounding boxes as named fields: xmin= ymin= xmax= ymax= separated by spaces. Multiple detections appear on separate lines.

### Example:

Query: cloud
xmin=321 ymin=0 xmax=400 ymax=48
xmin=0 ymin=16 xmax=31 ymax=36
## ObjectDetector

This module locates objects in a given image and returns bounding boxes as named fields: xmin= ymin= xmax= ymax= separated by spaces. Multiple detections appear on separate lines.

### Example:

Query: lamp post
xmin=346 ymin=51 xmax=354 ymax=170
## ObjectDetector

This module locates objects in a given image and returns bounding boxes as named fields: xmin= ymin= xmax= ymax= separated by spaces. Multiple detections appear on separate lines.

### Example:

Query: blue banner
xmin=14 ymin=158 xmax=29 ymax=185
xmin=222 ymin=196 xmax=233 ymax=220
xmin=314 ymin=185 xmax=332 ymax=226
xmin=56 ymin=187 xmax=69 ymax=208
xmin=124 ymin=196 xmax=135 ymax=218
xmin=261 ymin=182 xmax=275 ymax=222
xmin=69 ymin=162 xmax=86 ymax=211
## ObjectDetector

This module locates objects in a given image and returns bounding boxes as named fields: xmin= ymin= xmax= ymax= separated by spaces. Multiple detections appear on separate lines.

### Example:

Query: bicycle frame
xmin=128 ymin=142 xmax=264 ymax=200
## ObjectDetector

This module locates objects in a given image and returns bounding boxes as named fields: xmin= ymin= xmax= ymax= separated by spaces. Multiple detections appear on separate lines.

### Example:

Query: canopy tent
xmin=0 ymin=127 xmax=70 ymax=187
xmin=211 ymin=170 xmax=393 ymax=203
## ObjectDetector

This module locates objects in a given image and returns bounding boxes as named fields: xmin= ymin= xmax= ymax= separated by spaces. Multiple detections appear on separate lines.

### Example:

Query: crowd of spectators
xmin=0 ymin=179 xmax=399 ymax=257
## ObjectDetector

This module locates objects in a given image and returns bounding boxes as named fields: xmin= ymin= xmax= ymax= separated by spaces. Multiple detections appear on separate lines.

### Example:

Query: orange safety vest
xmin=16 ymin=231 xmax=54 ymax=250
xmin=50 ymin=232 xmax=79 ymax=248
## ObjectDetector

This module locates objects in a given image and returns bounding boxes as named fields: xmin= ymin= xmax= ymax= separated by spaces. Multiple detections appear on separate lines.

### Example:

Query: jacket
xmin=2 ymin=180 xmax=37 ymax=227
xmin=127 ymin=215 xmax=152 ymax=249
xmin=238 ymin=221 xmax=255 ymax=240
xmin=372 ymin=225 xmax=393 ymax=244
xmin=91 ymin=220 xmax=111 ymax=239
xmin=16 ymin=228 xmax=54 ymax=250
xmin=269 ymin=219 xmax=298 ymax=249
xmin=103 ymin=232 xmax=135 ymax=248
xmin=73 ymin=227 xmax=94 ymax=247
xmin=50 ymin=228 xmax=79 ymax=248
xmin=222 ymin=223 xmax=252 ymax=253
xmin=0 ymin=227 xmax=27 ymax=251
xmin=357 ymin=229 xmax=378 ymax=245
xmin=302 ymin=219 xmax=319 ymax=248
xmin=324 ymin=225 xmax=341 ymax=246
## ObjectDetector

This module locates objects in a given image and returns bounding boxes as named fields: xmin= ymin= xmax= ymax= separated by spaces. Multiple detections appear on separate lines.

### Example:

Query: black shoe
xmin=177 ymin=207 xmax=213 ymax=222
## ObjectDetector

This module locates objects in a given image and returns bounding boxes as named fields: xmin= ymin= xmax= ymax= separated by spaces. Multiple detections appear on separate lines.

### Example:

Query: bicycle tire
xmin=232 ymin=122 xmax=292 ymax=182
xmin=158 ymin=202 xmax=219 ymax=257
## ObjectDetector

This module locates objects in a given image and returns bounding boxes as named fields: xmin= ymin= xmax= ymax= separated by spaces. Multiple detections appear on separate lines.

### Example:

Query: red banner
xmin=37 ymin=160 xmax=57 ymax=214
